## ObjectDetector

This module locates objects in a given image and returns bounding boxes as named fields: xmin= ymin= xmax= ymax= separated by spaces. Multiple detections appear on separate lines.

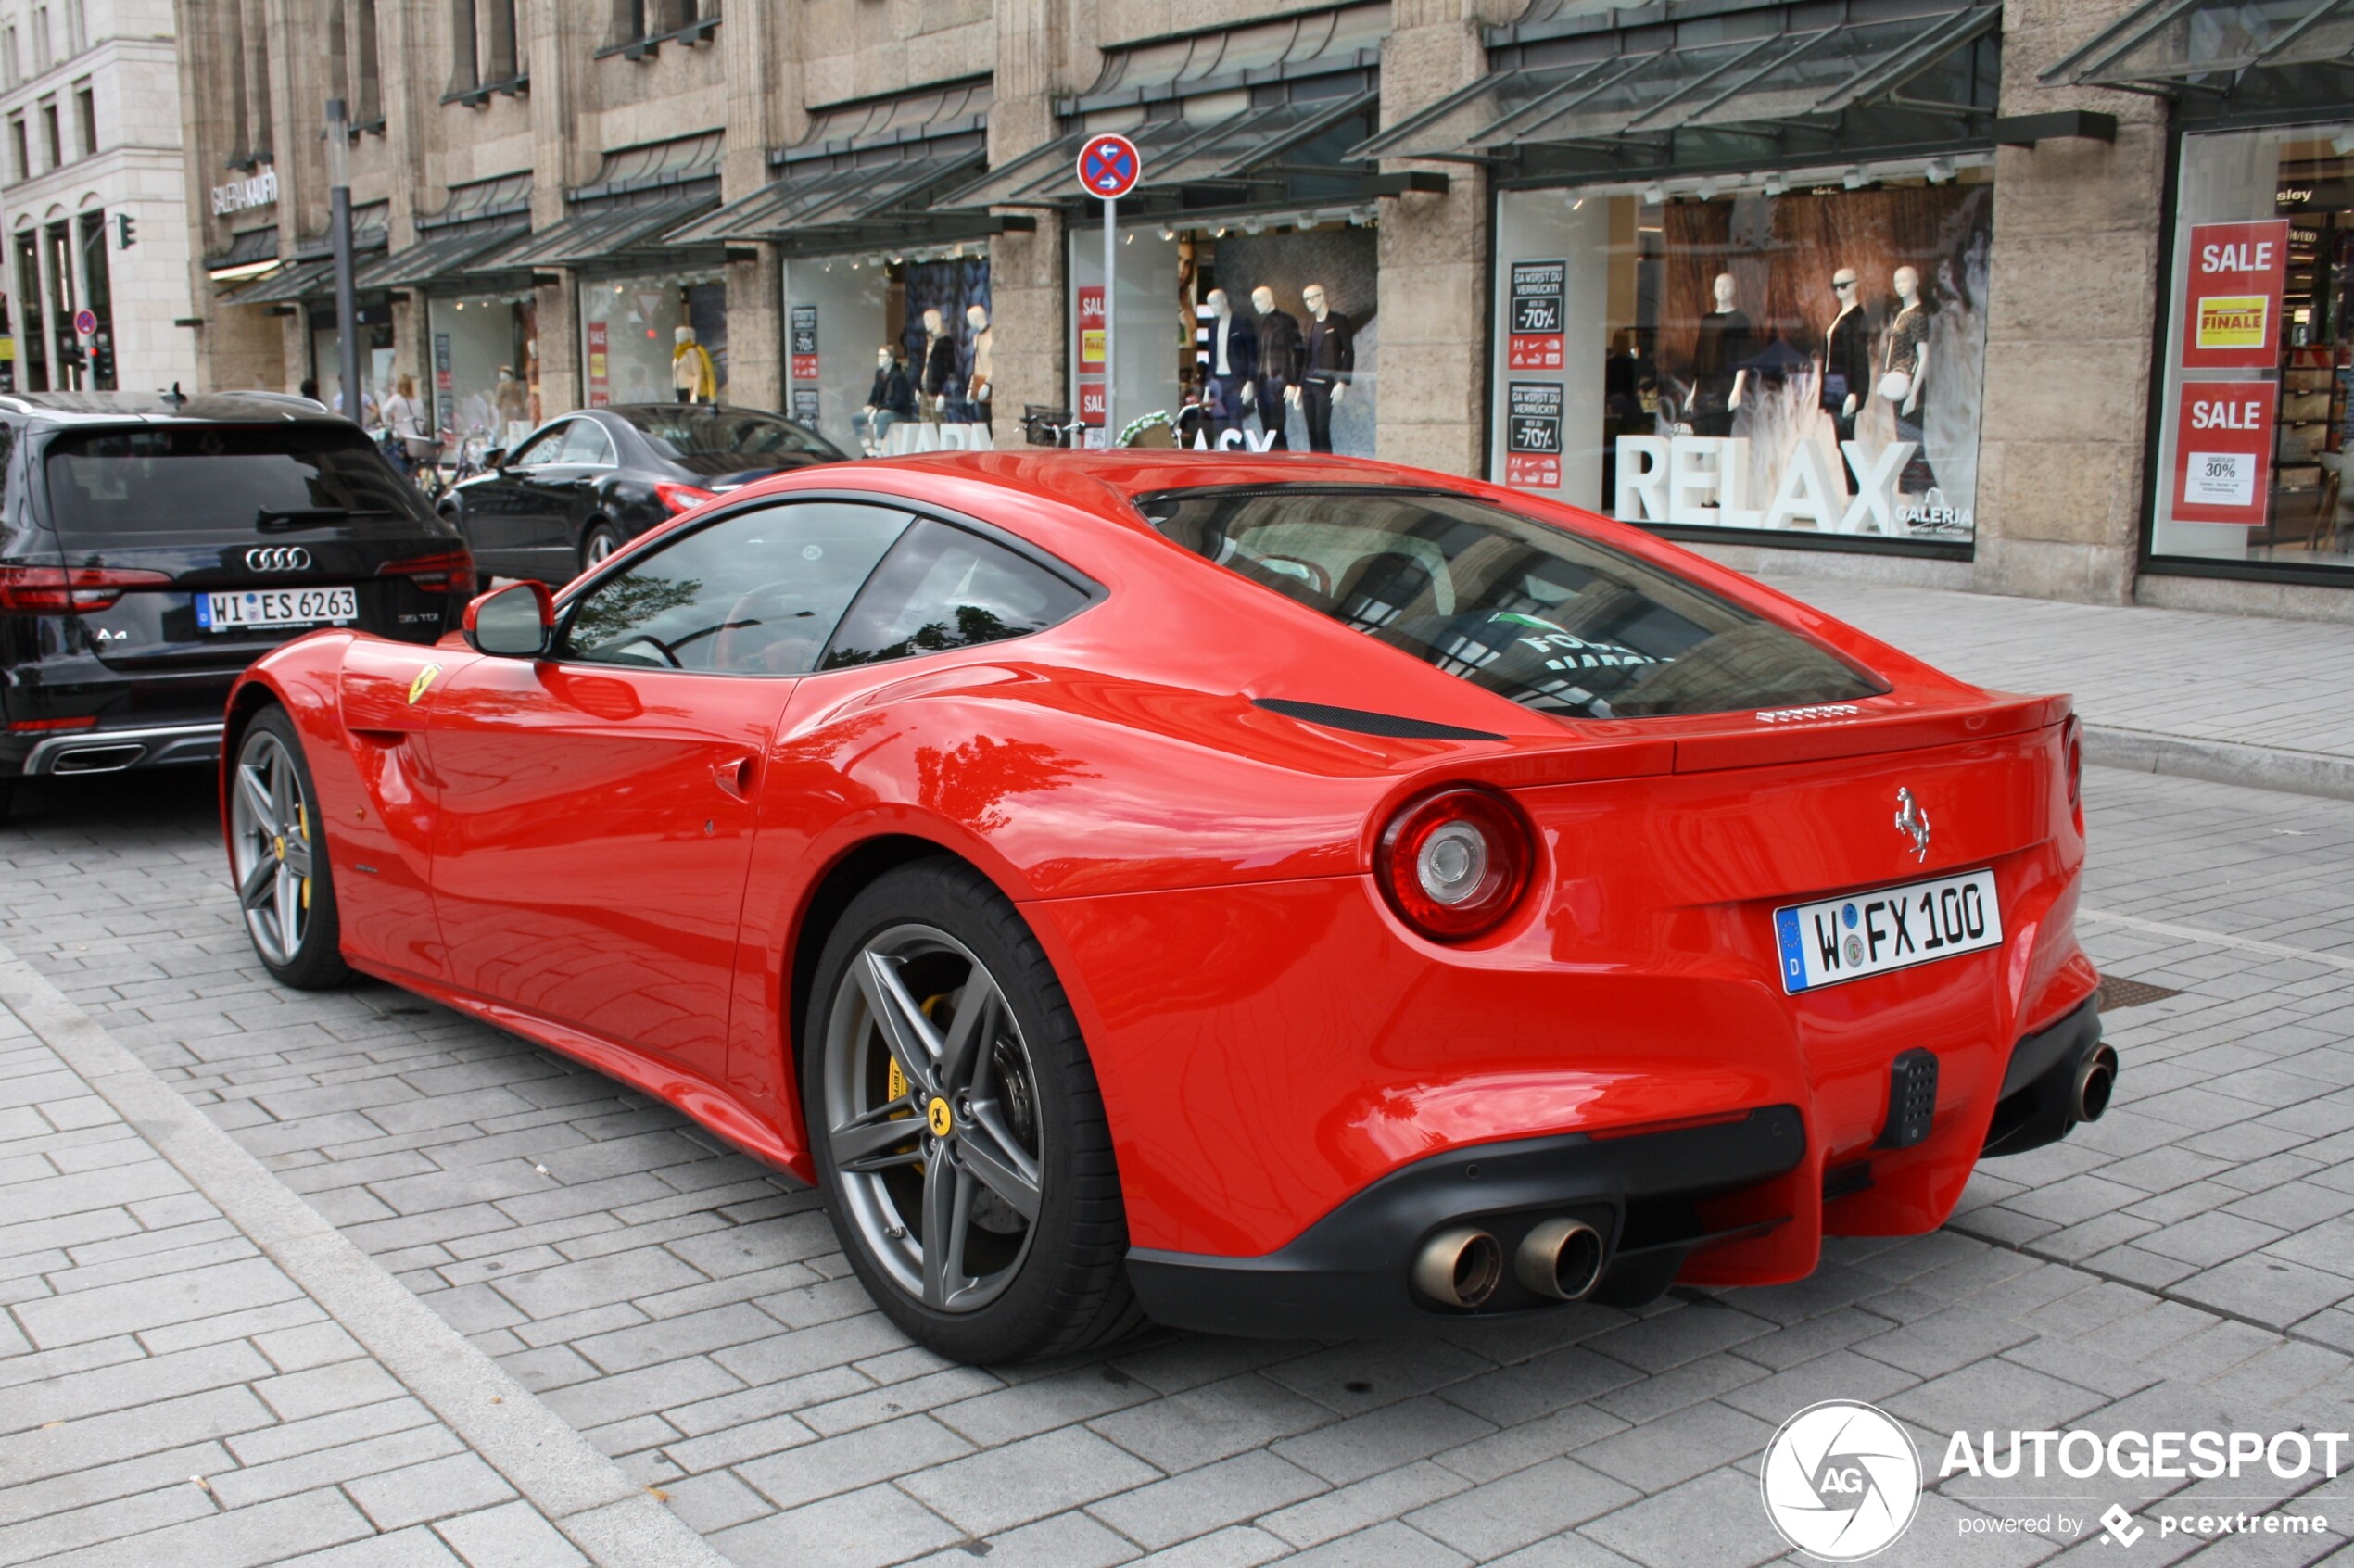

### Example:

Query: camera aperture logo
xmin=1762 ymin=1399 xmax=1922 ymax=1560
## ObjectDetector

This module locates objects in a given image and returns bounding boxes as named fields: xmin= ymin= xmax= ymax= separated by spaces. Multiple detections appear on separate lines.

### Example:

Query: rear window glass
xmin=1140 ymin=487 xmax=1884 ymax=720
xmin=44 ymin=424 xmax=422 ymax=538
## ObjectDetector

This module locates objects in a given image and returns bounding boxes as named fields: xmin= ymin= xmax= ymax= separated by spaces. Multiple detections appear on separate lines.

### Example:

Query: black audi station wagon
xmin=0 ymin=392 xmax=471 ymax=821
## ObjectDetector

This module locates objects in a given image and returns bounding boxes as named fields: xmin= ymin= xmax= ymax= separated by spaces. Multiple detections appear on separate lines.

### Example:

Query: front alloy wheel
xmin=806 ymin=860 xmax=1139 ymax=1362
xmin=229 ymin=710 xmax=350 ymax=990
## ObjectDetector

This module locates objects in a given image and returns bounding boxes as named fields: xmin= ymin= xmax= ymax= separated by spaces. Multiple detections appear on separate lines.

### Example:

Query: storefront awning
xmin=1349 ymin=0 xmax=2001 ymax=178
xmin=2042 ymin=0 xmax=2354 ymax=103
xmin=230 ymin=259 xmax=334 ymax=304
xmin=471 ymin=133 xmax=722 ymax=272
xmin=204 ymin=225 xmax=278 ymax=281
xmin=356 ymin=219 xmax=531 ymax=290
xmin=667 ymin=146 xmax=988 ymax=245
xmin=1061 ymin=3 xmax=1387 ymax=111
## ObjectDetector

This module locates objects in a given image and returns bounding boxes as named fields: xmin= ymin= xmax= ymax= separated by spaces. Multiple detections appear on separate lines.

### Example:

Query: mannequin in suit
xmin=1291 ymin=282 xmax=1354 ymax=453
xmin=918 ymin=308 xmax=957 ymax=423
xmin=1201 ymin=289 xmax=1259 ymax=438
xmin=1251 ymin=285 xmax=1301 ymax=449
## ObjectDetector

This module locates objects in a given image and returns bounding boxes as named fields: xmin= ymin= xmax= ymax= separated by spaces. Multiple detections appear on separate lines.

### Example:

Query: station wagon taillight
xmin=0 ymin=564 xmax=172 ymax=613
xmin=376 ymin=550 xmax=475 ymax=593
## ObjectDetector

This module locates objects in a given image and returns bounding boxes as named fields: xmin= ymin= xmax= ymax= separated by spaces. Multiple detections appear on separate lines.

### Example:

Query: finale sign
xmin=2182 ymin=220 xmax=2287 ymax=371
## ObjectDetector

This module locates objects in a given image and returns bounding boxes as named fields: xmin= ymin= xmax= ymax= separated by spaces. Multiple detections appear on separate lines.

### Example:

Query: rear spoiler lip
xmin=1426 ymin=691 xmax=2069 ymax=790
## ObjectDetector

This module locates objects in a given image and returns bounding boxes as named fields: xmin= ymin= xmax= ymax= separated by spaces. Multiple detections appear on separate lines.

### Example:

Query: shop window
xmin=425 ymin=293 xmax=538 ymax=450
xmin=2149 ymin=123 xmax=2354 ymax=578
xmin=1489 ymin=170 xmax=1994 ymax=553
xmin=580 ymin=274 xmax=726 ymax=408
xmin=72 ymin=79 xmax=91 ymax=158
xmin=13 ymin=228 xmax=45 ymax=391
xmin=782 ymin=251 xmax=993 ymax=452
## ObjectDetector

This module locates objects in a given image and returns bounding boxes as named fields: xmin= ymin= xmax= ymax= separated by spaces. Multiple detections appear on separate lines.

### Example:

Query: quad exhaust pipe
xmin=2071 ymin=1044 xmax=2119 ymax=1124
xmin=1516 ymin=1218 xmax=1607 ymax=1302
xmin=1413 ymin=1218 xmax=1610 ymax=1309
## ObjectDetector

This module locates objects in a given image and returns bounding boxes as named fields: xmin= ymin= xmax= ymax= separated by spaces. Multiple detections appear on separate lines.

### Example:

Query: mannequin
xmin=964 ymin=304 xmax=993 ymax=429
xmin=1690 ymin=272 xmax=1751 ymax=437
xmin=1821 ymin=269 xmax=1869 ymax=443
xmin=672 ymin=325 xmax=715 ymax=404
xmin=1879 ymin=265 xmax=1935 ymax=492
xmin=1292 ymin=283 xmax=1354 ymax=453
xmin=857 ymin=342 xmax=915 ymax=455
xmin=1250 ymin=285 xmax=1301 ymax=450
xmin=918 ymin=308 xmax=956 ymax=424
xmin=1202 ymin=288 xmax=1259 ymax=437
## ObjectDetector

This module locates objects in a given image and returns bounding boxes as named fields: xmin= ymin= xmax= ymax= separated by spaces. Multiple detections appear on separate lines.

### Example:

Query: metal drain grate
xmin=2099 ymin=975 xmax=2181 ymax=1011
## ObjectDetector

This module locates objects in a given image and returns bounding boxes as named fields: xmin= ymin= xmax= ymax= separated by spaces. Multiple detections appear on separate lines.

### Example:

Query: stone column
xmin=1374 ymin=0 xmax=1490 ymax=475
xmin=1971 ymin=0 xmax=2168 ymax=604
xmin=524 ymin=0 xmax=589 ymax=414
xmin=988 ymin=0 xmax=1069 ymax=433
xmin=721 ymin=0 xmax=792 ymax=411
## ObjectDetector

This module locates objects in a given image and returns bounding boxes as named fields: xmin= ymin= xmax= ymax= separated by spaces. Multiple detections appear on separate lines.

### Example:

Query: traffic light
xmin=115 ymin=212 xmax=134 ymax=249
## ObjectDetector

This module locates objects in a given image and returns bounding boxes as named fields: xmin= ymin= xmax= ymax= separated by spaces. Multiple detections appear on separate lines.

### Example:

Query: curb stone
xmin=0 ymin=942 xmax=734 ymax=1568
xmin=2082 ymin=725 xmax=2354 ymax=803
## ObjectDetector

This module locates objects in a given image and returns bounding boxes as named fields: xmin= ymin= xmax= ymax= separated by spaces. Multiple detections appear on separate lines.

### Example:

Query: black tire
xmin=804 ymin=859 xmax=1142 ymax=1364
xmin=580 ymin=522 xmax=625 ymax=572
xmin=227 ymin=708 xmax=351 ymax=991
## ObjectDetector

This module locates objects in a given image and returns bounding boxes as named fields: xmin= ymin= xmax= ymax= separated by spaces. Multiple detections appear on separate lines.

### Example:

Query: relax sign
xmin=1613 ymin=435 xmax=1917 ymax=535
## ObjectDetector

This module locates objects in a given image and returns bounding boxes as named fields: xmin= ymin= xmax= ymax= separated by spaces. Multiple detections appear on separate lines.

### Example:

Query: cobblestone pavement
xmin=1 ymin=762 xmax=2349 ymax=1567
xmin=1762 ymin=575 xmax=2354 ymax=769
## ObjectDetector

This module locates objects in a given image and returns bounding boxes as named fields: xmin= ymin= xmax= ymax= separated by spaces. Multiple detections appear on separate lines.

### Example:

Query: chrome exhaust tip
xmin=2071 ymin=1044 xmax=2119 ymax=1123
xmin=1515 ymin=1218 xmax=1607 ymax=1302
xmin=1412 ymin=1226 xmax=1502 ymax=1309
xmin=50 ymin=743 xmax=146 ymax=774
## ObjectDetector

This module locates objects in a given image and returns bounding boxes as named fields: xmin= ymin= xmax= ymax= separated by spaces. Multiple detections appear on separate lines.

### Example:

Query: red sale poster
xmin=1077 ymin=286 xmax=1105 ymax=373
xmin=2182 ymin=220 xmax=2288 ymax=371
xmin=1078 ymin=380 xmax=1105 ymax=426
xmin=586 ymin=322 xmax=610 ymax=408
xmin=2173 ymin=380 xmax=2277 ymax=525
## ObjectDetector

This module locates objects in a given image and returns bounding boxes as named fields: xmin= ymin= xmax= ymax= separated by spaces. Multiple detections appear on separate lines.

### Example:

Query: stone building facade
xmin=173 ymin=0 xmax=2354 ymax=620
xmin=2 ymin=0 xmax=196 ymax=397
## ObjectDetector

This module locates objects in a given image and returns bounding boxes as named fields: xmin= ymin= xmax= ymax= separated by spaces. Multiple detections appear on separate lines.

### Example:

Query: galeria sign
xmin=2182 ymin=220 xmax=2287 ymax=370
xmin=2172 ymin=381 xmax=2277 ymax=525
xmin=1614 ymin=435 xmax=1919 ymax=535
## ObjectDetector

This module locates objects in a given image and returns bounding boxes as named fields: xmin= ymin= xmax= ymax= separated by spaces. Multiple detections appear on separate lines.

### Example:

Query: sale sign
xmin=2173 ymin=380 xmax=2277 ymax=525
xmin=1078 ymin=380 xmax=1106 ymax=426
xmin=1508 ymin=260 xmax=1566 ymax=371
xmin=586 ymin=322 xmax=610 ymax=408
xmin=1078 ymin=287 xmax=1105 ymax=373
xmin=1505 ymin=381 xmax=1563 ymax=488
xmin=790 ymin=305 xmax=819 ymax=382
xmin=2183 ymin=221 xmax=2288 ymax=370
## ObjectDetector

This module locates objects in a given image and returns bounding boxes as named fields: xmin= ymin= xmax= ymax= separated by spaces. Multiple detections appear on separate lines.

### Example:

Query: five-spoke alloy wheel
xmin=229 ymin=709 xmax=350 ymax=989
xmin=806 ymin=861 xmax=1138 ymax=1362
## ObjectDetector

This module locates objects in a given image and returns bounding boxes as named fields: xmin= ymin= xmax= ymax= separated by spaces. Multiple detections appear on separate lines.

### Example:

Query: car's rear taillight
xmin=2063 ymin=714 xmax=2082 ymax=812
xmin=6 ymin=714 xmax=97 ymax=732
xmin=1375 ymin=786 xmax=1534 ymax=942
xmin=655 ymin=481 xmax=718 ymax=515
xmin=377 ymin=549 xmax=475 ymax=594
xmin=0 ymin=564 xmax=172 ymax=613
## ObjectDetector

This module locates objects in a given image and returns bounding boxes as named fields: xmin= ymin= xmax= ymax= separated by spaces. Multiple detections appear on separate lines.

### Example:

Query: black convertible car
xmin=441 ymin=404 xmax=848 ymax=584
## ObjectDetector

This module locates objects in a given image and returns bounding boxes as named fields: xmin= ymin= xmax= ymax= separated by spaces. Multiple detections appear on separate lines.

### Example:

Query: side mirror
xmin=483 ymin=447 xmax=506 ymax=470
xmin=462 ymin=581 xmax=553 ymax=658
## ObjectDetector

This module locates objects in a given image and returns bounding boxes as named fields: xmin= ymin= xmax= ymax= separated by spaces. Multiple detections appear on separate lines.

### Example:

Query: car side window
xmin=508 ymin=423 xmax=570 ymax=467
xmin=563 ymin=421 xmax=616 ymax=466
xmin=821 ymin=519 xmax=1089 ymax=670
xmin=557 ymin=500 xmax=912 ymax=675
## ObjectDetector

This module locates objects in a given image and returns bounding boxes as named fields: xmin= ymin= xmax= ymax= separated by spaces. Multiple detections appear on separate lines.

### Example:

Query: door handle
xmin=713 ymin=753 xmax=756 ymax=801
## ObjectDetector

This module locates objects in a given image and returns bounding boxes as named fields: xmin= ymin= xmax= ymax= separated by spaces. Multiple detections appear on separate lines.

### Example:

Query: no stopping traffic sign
xmin=1076 ymin=133 xmax=1142 ymax=200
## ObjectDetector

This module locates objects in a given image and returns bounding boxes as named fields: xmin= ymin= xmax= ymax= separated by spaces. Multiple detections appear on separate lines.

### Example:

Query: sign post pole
xmin=1075 ymin=133 xmax=1141 ymax=451
xmin=1102 ymin=196 xmax=1117 ymax=448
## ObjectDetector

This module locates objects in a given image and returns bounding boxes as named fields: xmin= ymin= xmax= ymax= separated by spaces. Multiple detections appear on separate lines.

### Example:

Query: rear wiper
xmin=256 ymin=507 xmax=396 ymax=531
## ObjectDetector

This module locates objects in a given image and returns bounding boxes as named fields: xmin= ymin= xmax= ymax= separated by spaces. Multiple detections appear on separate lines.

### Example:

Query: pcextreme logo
xmin=1761 ymin=1400 xmax=1922 ymax=1560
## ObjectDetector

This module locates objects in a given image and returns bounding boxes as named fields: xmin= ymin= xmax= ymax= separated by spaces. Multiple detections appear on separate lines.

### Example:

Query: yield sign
xmin=1076 ymin=133 xmax=1142 ymax=200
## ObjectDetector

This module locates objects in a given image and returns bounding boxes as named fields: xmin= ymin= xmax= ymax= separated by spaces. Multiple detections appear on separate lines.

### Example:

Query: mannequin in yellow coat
xmin=673 ymin=325 xmax=716 ymax=404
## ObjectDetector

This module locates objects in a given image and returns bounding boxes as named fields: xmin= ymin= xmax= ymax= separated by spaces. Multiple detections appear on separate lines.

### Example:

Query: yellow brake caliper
xmin=298 ymin=802 xmax=311 ymax=909
xmin=886 ymin=994 xmax=953 ymax=1171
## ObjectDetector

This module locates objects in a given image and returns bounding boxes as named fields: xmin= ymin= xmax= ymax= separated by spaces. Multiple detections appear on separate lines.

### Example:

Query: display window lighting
xmin=2331 ymin=125 xmax=2354 ymax=157
xmin=1157 ymin=226 xmax=1175 ymax=241
xmin=1569 ymin=196 xmax=1586 ymax=211
xmin=1841 ymin=166 xmax=1867 ymax=189
xmin=1641 ymin=181 xmax=1668 ymax=205
xmin=1762 ymin=172 xmax=1787 ymax=197
xmin=1924 ymin=157 xmax=1953 ymax=184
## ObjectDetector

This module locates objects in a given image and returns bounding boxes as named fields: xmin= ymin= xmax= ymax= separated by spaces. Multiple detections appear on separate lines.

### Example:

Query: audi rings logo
xmin=1761 ymin=1400 xmax=1922 ymax=1560
xmin=245 ymin=546 xmax=311 ymax=573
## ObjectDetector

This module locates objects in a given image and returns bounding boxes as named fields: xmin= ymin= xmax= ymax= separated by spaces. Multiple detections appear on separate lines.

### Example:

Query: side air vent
xmin=1253 ymin=698 xmax=1506 ymax=743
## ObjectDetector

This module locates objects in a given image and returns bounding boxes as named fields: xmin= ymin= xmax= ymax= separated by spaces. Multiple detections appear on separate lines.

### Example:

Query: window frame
xmin=548 ymin=487 xmax=1104 ymax=680
xmin=561 ymin=418 xmax=618 ymax=468
xmin=503 ymin=419 xmax=575 ymax=468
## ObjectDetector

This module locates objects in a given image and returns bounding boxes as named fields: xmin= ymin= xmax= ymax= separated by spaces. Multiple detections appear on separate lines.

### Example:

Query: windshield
xmin=615 ymin=408 xmax=842 ymax=466
xmin=1141 ymin=486 xmax=1886 ymax=721
xmin=43 ymin=424 xmax=423 ymax=538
